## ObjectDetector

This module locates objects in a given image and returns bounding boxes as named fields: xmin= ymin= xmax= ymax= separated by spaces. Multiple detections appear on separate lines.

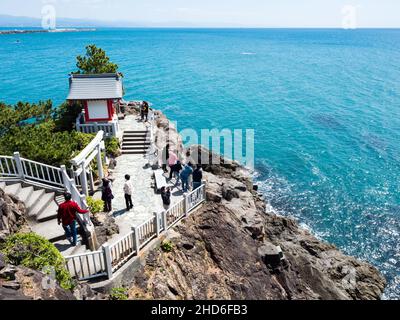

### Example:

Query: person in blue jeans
xmin=180 ymin=162 xmax=194 ymax=193
xmin=57 ymin=192 xmax=89 ymax=247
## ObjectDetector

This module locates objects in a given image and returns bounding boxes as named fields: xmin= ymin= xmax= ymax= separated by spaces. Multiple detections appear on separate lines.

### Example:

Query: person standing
xmin=101 ymin=178 xmax=114 ymax=213
xmin=160 ymin=186 xmax=171 ymax=210
xmin=192 ymin=165 xmax=203 ymax=190
xmin=142 ymin=101 xmax=149 ymax=122
xmin=161 ymin=144 xmax=170 ymax=173
xmin=169 ymin=160 xmax=182 ymax=181
xmin=124 ymin=174 xmax=133 ymax=211
xmin=57 ymin=192 xmax=89 ymax=247
xmin=180 ymin=162 xmax=194 ymax=193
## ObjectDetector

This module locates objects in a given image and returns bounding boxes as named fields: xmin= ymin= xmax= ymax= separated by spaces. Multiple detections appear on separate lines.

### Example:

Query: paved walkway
xmin=102 ymin=115 xmax=184 ymax=244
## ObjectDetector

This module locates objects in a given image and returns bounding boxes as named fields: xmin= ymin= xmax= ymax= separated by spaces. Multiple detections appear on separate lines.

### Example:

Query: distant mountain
xmin=0 ymin=14 xmax=240 ymax=28
xmin=0 ymin=14 xmax=119 ymax=28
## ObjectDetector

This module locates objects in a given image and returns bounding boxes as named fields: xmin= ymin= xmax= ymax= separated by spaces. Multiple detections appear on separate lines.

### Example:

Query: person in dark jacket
xmin=160 ymin=186 xmax=171 ymax=210
xmin=169 ymin=160 xmax=183 ymax=180
xmin=161 ymin=144 xmax=170 ymax=173
xmin=57 ymin=192 xmax=89 ymax=246
xmin=101 ymin=178 xmax=114 ymax=212
xmin=192 ymin=165 xmax=203 ymax=190
xmin=142 ymin=101 xmax=149 ymax=122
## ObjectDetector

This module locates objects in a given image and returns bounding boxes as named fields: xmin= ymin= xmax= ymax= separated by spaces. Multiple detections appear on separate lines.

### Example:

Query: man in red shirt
xmin=57 ymin=192 xmax=89 ymax=247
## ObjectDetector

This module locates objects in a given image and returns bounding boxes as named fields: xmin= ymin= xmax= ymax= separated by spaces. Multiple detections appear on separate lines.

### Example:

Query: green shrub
xmin=0 ymin=233 xmax=74 ymax=290
xmin=105 ymin=137 xmax=121 ymax=157
xmin=161 ymin=240 xmax=174 ymax=253
xmin=86 ymin=196 xmax=104 ymax=214
xmin=110 ymin=287 xmax=129 ymax=300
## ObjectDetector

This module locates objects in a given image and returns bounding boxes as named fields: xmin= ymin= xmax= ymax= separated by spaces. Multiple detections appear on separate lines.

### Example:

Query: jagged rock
xmin=0 ymin=254 xmax=5 ymax=270
xmin=221 ymin=185 xmax=240 ymax=201
xmin=0 ymin=266 xmax=17 ymax=281
xmin=2 ymin=281 xmax=21 ymax=290
xmin=206 ymin=190 xmax=222 ymax=203
xmin=0 ymin=188 xmax=26 ymax=239
xmin=258 ymin=243 xmax=284 ymax=268
xmin=93 ymin=214 xmax=120 ymax=246
xmin=128 ymin=145 xmax=386 ymax=300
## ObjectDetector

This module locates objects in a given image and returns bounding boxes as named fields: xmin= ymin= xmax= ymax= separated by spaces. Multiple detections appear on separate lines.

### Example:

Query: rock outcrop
xmin=128 ymin=145 xmax=386 ymax=300
xmin=0 ymin=188 xmax=28 ymax=243
xmin=0 ymin=253 xmax=103 ymax=300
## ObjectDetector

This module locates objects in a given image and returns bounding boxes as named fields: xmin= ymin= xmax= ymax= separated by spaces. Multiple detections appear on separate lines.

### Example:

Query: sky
xmin=0 ymin=0 xmax=399 ymax=28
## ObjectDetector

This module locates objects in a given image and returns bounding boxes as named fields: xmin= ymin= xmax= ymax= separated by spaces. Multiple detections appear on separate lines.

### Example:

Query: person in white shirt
xmin=124 ymin=174 xmax=133 ymax=211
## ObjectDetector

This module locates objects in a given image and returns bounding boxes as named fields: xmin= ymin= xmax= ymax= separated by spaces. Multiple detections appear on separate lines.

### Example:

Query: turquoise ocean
xmin=0 ymin=28 xmax=399 ymax=298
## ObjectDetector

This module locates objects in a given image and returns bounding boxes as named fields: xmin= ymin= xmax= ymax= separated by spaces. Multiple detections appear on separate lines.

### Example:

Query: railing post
xmin=96 ymin=144 xmax=104 ymax=180
xmin=60 ymin=165 xmax=71 ymax=191
xmin=133 ymin=226 xmax=140 ymax=255
xmin=183 ymin=193 xmax=189 ymax=217
xmin=162 ymin=210 xmax=168 ymax=230
xmin=154 ymin=212 xmax=160 ymax=237
xmin=111 ymin=121 xmax=118 ymax=137
xmin=13 ymin=152 xmax=24 ymax=178
xmin=102 ymin=243 xmax=113 ymax=279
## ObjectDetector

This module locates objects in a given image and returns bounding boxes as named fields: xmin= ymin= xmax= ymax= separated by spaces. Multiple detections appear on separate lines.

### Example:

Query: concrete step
xmin=4 ymin=183 xmax=22 ymax=195
xmin=15 ymin=186 xmax=34 ymax=203
xmin=123 ymin=134 xmax=148 ymax=138
xmin=124 ymin=130 xmax=148 ymax=134
xmin=122 ymin=145 xmax=150 ymax=150
xmin=29 ymin=192 xmax=55 ymax=218
xmin=25 ymin=188 xmax=46 ymax=210
xmin=123 ymin=137 xmax=150 ymax=142
xmin=0 ymin=181 xmax=6 ymax=189
xmin=54 ymin=236 xmax=85 ymax=257
xmin=122 ymin=150 xmax=148 ymax=155
xmin=31 ymin=218 xmax=66 ymax=242
xmin=122 ymin=141 xmax=151 ymax=146
xmin=36 ymin=200 xmax=59 ymax=223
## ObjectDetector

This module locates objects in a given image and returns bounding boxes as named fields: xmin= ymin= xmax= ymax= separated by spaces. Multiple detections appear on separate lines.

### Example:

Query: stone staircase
xmin=121 ymin=130 xmax=151 ymax=155
xmin=0 ymin=181 xmax=89 ymax=257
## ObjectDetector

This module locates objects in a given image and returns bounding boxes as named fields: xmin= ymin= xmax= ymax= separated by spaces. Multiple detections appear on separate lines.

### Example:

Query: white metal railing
xmin=186 ymin=184 xmax=207 ymax=213
xmin=21 ymin=157 xmax=64 ymax=188
xmin=136 ymin=217 xmax=157 ymax=249
xmin=166 ymin=198 xmax=186 ymax=228
xmin=64 ymin=250 xmax=107 ymax=281
xmin=75 ymin=112 xmax=119 ymax=137
xmin=79 ymin=184 xmax=207 ymax=279
xmin=0 ymin=153 xmax=64 ymax=188
xmin=109 ymin=232 xmax=136 ymax=272
xmin=0 ymin=156 xmax=18 ymax=177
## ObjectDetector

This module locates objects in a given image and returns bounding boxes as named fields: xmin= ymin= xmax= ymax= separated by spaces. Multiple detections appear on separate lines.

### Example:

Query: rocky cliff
xmin=0 ymin=188 xmax=28 ymax=243
xmin=127 ymin=112 xmax=386 ymax=300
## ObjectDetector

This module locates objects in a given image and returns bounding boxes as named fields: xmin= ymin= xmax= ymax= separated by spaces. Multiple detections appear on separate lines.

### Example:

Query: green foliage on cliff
xmin=0 ymin=233 xmax=74 ymax=290
xmin=75 ymin=45 xmax=120 ymax=75
xmin=0 ymin=101 xmax=93 ymax=166
xmin=86 ymin=197 xmax=104 ymax=214
xmin=109 ymin=287 xmax=129 ymax=300
xmin=161 ymin=240 xmax=174 ymax=253
xmin=105 ymin=137 xmax=121 ymax=157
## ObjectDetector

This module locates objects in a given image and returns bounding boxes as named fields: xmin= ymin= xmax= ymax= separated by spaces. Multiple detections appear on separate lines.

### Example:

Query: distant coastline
xmin=0 ymin=28 xmax=96 ymax=35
